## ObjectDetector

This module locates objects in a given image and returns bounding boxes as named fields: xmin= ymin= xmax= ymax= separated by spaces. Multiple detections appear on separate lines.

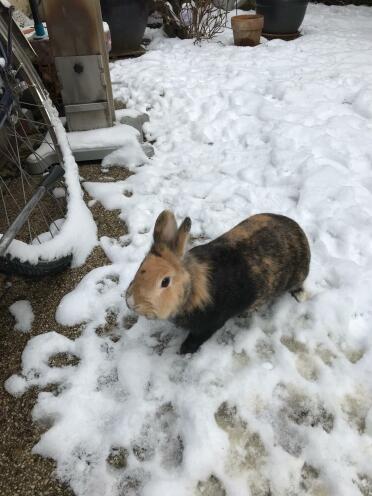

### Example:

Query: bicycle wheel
xmin=0 ymin=5 xmax=72 ymax=277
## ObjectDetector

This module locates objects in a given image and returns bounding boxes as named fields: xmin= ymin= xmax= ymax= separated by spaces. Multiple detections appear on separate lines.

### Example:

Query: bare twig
xmin=155 ymin=0 xmax=228 ymax=42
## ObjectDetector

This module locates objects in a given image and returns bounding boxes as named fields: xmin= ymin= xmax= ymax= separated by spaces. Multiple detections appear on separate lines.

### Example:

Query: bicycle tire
xmin=0 ymin=252 xmax=72 ymax=277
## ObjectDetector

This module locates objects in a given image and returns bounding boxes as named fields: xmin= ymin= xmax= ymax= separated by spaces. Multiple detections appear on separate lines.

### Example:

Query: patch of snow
xmin=53 ymin=187 xmax=66 ymax=199
xmin=101 ymin=138 xmax=148 ymax=170
xmin=115 ymin=108 xmax=143 ymax=119
xmin=4 ymin=374 xmax=27 ymax=396
xmin=32 ymin=219 xmax=65 ymax=245
xmin=56 ymin=266 xmax=124 ymax=327
xmin=67 ymin=122 xmax=140 ymax=151
xmin=6 ymin=5 xmax=372 ymax=496
xmin=9 ymin=300 xmax=34 ymax=333
xmin=5 ymin=331 xmax=78 ymax=396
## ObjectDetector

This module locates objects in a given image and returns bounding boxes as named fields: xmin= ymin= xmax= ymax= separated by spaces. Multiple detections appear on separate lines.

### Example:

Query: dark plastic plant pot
xmin=256 ymin=0 xmax=309 ymax=34
xmin=100 ymin=0 xmax=150 ymax=56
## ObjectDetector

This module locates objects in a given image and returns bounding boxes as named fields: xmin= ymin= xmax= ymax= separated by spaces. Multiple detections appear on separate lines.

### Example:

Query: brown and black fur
xmin=126 ymin=211 xmax=310 ymax=354
xmin=176 ymin=214 xmax=310 ymax=353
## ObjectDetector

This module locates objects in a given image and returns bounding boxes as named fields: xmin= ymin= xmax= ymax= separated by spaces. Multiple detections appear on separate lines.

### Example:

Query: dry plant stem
xmin=156 ymin=0 xmax=227 ymax=41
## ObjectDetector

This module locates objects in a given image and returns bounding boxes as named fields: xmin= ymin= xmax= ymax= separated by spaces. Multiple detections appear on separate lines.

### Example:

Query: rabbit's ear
xmin=153 ymin=210 xmax=178 ymax=246
xmin=175 ymin=217 xmax=191 ymax=257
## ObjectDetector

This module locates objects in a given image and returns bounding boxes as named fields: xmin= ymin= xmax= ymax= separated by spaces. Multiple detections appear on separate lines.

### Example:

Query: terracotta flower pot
xmin=231 ymin=14 xmax=264 ymax=47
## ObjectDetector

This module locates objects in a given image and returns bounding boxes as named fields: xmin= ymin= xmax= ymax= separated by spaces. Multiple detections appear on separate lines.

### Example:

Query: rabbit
xmin=126 ymin=210 xmax=310 ymax=354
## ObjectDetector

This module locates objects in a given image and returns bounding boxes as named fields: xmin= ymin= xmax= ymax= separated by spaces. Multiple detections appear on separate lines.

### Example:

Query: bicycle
xmin=0 ymin=3 xmax=73 ymax=277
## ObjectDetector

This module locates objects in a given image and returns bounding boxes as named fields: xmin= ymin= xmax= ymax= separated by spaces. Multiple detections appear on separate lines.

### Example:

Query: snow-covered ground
xmin=5 ymin=5 xmax=372 ymax=496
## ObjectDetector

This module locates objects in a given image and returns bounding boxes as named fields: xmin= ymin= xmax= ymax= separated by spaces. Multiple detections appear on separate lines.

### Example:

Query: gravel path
xmin=0 ymin=165 xmax=130 ymax=496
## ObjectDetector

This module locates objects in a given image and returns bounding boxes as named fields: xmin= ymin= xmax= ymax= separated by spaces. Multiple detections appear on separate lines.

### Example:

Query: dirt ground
xmin=0 ymin=164 xmax=131 ymax=496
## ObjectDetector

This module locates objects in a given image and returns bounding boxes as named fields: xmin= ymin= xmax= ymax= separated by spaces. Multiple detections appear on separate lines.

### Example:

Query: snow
xmin=8 ymin=299 xmax=34 ymax=333
xmin=101 ymin=140 xmax=148 ymax=170
xmin=67 ymin=121 xmax=140 ymax=151
xmin=52 ymin=187 xmax=66 ymax=199
xmin=5 ymin=5 xmax=372 ymax=496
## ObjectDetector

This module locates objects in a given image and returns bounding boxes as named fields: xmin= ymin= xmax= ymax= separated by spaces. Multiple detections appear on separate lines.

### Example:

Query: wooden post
xmin=42 ymin=0 xmax=115 ymax=131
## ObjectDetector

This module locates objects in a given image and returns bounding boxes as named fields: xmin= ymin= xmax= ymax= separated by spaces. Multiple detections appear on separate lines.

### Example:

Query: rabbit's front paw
xmin=179 ymin=335 xmax=201 ymax=355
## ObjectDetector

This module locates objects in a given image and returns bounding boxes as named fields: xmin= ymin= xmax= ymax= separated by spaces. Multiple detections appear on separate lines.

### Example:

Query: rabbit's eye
xmin=161 ymin=277 xmax=170 ymax=288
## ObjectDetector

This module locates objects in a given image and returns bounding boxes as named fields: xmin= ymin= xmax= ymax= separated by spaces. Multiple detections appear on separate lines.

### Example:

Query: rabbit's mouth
xmin=144 ymin=313 xmax=157 ymax=320
xmin=133 ymin=303 xmax=157 ymax=320
xmin=125 ymin=291 xmax=155 ymax=319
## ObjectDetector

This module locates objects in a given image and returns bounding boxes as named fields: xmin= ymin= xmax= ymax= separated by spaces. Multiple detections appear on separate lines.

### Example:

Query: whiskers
xmin=134 ymin=298 xmax=157 ymax=320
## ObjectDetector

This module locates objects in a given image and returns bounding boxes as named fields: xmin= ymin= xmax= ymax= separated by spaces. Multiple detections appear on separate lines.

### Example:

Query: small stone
xmin=215 ymin=401 xmax=238 ymax=431
xmin=300 ymin=462 xmax=320 ymax=491
xmin=142 ymin=142 xmax=155 ymax=158
xmin=344 ymin=348 xmax=365 ymax=364
xmin=132 ymin=442 xmax=154 ymax=462
xmin=196 ymin=474 xmax=226 ymax=496
xmin=106 ymin=447 xmax=129 ymax=469
xmin=114 ymin=98 xmax=126 ymax=110
xmin=357 ymin=473 xmax=372 ymax=496
xmin=281 ymin=335 xmax=308 ymax=354
xmin=123 ymin=314 xmax=138 ymax=330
